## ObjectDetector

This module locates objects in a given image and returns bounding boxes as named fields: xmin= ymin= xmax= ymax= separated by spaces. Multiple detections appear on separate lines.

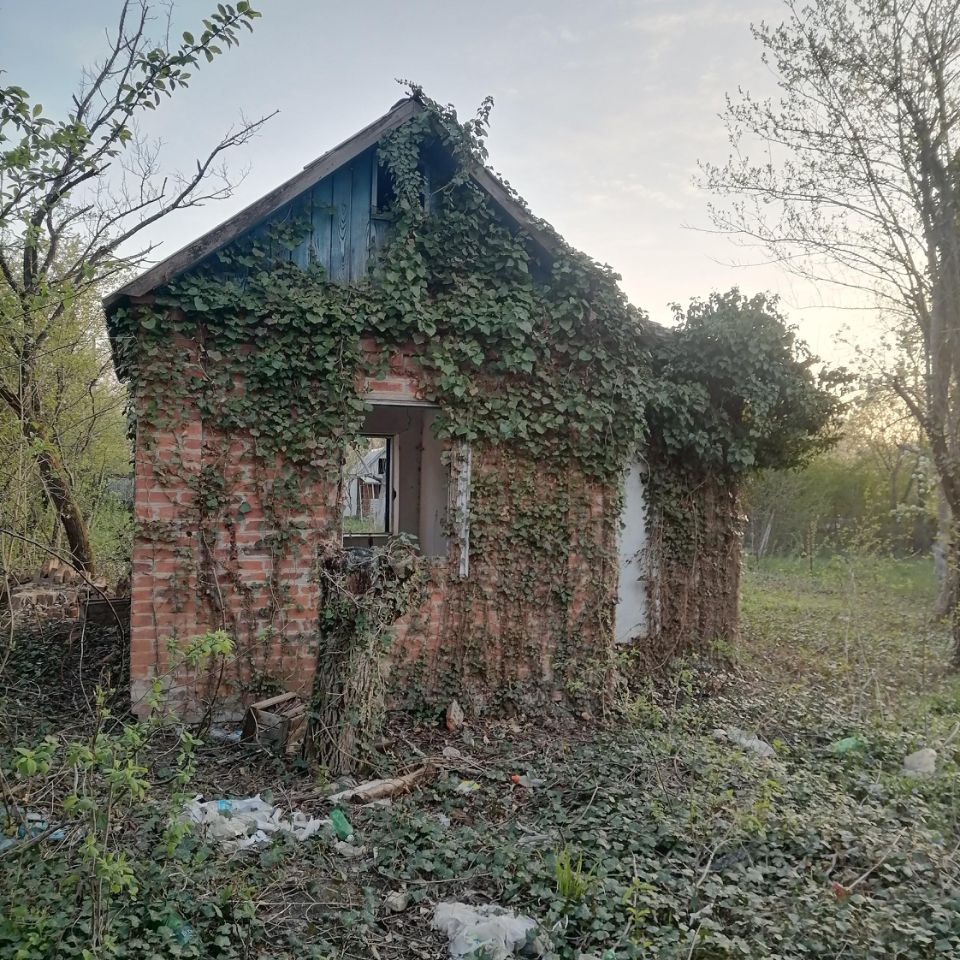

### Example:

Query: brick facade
xmin=130 ymin=335 xmax=619 ymax=719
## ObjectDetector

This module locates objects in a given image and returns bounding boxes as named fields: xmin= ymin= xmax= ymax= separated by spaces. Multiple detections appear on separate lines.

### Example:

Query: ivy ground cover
xmin=2 ymin=556 xmax=958 ymax=959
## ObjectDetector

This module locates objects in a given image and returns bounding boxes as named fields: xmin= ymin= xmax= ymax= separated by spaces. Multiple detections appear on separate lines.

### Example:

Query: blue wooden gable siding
xmin=241 ymin=147 xmax=381 ymax=283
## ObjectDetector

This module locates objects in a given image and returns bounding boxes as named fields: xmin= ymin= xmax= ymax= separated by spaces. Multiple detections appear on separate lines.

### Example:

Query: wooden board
xmin=330 ymin=166 xmax=353 ymax=283
xmin=310 ymin=177 xmax=333 ymax=271
xmin=241 ymin=692 xmax=307 ymax=756
xmin=350 ymin=151 xmax=373 ymax=280
xmin=104 ymin=99 xmax=421 ymax=307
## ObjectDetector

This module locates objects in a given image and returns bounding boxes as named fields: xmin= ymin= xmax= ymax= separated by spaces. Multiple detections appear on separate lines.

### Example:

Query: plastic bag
xmin=182 ymin=794 xmax=328 ymax=849
xmin=432 ymin=901 xmax=540 ymax=959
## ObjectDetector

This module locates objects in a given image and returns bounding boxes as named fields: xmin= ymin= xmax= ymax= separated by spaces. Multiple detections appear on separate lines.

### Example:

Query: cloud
xmin=583 ymin=178 xmax=688 ymax=211
xmin=627 ymin=0 xmax=770 ymax=35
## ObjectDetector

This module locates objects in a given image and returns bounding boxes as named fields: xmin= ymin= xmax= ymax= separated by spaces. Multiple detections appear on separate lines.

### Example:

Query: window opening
xmin=374 ymin=162 xmax=396 ymax=215
xmin=340 ymin=405 xmax=454 ymax=557
xmin=343 ymin=436 xmax=391 ymax=536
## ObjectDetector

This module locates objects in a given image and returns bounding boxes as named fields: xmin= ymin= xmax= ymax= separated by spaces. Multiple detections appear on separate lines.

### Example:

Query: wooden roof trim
xmin=469 ymin=166 xmax=563 ymax=257
xmin=103 ymin=98 xmax=422 ymax=310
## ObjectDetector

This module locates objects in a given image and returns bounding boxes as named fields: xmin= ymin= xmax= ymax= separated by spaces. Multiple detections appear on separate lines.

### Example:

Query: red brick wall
xmin=385 ymin=447 xmax=618 ymax=713
xmin=130 ymin=409 xmax=336 ymax=718
xmin=130 ymin=336 xmax=618 ymax=718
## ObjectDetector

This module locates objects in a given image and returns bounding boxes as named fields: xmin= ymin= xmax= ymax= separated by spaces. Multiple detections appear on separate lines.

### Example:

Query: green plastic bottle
xmin=330 ymin=808 xmax=353 ymax=841
xmin=166 ymin=914 xmax=194 ymax=946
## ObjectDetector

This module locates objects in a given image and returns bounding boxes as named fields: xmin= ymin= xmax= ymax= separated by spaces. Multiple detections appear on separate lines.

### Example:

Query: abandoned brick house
xmin=104 ymin=96 xmax=739 ymax=719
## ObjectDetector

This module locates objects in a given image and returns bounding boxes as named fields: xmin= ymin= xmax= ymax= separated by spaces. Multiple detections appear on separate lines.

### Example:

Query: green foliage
xmin=106 ymin=91 xmax=849 ymax=704
xmin=354 ymin=562 xmax=958 ymax=959
xmin=1 ymin=837 xmax=262 ymax=960
xmin=362 ymin=688 xmax=959 ymax=958
xmin=0 ymin=279 xmax=131 ymax=580
xmin=118 ymin=98 xmax=654 ymax=481
xmin=0 ymin=4 xmax=260 ymax=195
xmin=0 ymin=633 xmax=261 ymax=960
xmin=740 ymin=554 xmax=951 ymax=719
xmin=0 ymin=2 xmax=262 ymax=573
xmin=3 ymin=560 xmax=958 ymax=959
xmin=118 ymin=105 xmax=840 ymax=489
xmin=744 ymin=393 xmax=937 ymax=558
xmin=554 ymin=847 xmax=594 ymax=902
xmin=648 ymin=290 xmax=845 ymax=478
xmin=169 ymin=629 xmax=235 ymax=670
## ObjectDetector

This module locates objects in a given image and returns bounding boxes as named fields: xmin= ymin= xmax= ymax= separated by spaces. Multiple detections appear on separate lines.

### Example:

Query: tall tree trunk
xmin=0 ymin=385 xmax=95 ymax=574
xmin=34 ymin=445 xmax=94 ymax=574
xmin=948 ymin=536 xmax=960 ymax=670
xmin=934 ymin=491 xmax=954 ymax=616
xmin=929 ymin=454 xmax=960 ymax=666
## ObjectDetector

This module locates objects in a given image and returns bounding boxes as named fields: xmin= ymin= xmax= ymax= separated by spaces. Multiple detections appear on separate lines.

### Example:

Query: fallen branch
xmin=327 ymin=764 xmax=433 ymax=805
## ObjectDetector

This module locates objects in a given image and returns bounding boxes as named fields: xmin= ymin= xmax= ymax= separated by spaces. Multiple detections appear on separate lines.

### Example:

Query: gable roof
xmin=103 ymin=97 xmax=561 ymax=313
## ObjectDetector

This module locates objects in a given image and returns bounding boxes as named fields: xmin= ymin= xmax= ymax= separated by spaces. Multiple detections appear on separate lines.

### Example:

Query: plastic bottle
xmin=166 ymin=914 xmax=194 ymax=946
xmin=330 ymin=808 xmax=353 ymax=841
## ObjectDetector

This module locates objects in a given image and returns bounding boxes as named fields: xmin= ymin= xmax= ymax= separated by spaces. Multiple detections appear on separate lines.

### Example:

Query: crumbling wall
xmin=389 ymin=446 xmax=619 ymax=715
xmin=130 ymin=399 xmax=333 ymax=718
xmin=129 ymin=337 xmax=620 ymax=719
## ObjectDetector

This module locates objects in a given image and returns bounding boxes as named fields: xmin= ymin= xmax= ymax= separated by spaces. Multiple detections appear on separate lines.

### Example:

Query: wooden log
xmin=326 ymin=764 xmax=433 ymax=804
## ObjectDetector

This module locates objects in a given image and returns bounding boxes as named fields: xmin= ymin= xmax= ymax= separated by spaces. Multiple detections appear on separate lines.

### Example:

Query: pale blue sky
xmin=1 ymin=0 xmax=866 ymax=357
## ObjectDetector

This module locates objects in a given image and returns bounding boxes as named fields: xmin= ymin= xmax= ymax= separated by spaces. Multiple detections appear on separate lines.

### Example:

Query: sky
xmin=1 ymin=0 xmax=873 ymax=361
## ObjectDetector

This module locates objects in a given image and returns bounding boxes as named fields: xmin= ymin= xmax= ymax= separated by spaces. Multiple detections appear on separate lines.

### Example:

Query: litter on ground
xmin=722 ymin=726 xmax=776 ymax=759
xmin=432 ymin=901 xmax=541 ymax=959
xmin=326 ymin=764 xmax=432 ymax=804
xmin=829 ymin=736 xmax=867 ymax=755
xmin=329 ymin=807 xmax=353 ymax=840
xmin=182 ymin=794 xmax=328 ymax=850
xmin=902 ymin=747 xmax=937 ymax=777
xmin=0 ymin=809 xmax=66 ymax=853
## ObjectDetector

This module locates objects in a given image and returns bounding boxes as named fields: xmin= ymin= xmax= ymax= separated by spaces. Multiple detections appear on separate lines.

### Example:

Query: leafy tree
xmin=0 ymin=270 xmax=131 ymax=581
xmin=702 ymin=0 xmax=960 ymax=657
xmin=647 ymin=289 xmax=844 ymax=477
xmin=744 ymin=391 xmax=936 ymax=559
xmin=641 ymin=290 xmax=844 ymax=648
xmin=0 ymin=1 xmax=266 ymax=572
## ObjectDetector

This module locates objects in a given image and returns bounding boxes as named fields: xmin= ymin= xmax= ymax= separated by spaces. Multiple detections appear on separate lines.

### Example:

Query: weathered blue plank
xmin=330 ymin=166 xmax=353 ymax=283
xmin=350 ymin=152 xmax=373 ymax=280
xmin=287 ymin=195 xmax=311 ymax=269
xmin=204 ymin=151 xmax=385 ymax=286
xmin=310 ymin=176 xmax=333 ymax=274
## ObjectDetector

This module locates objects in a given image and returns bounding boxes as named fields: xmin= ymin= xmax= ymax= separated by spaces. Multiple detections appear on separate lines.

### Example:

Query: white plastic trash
xmin=182 ymin=794 xmax=329 ymax=849
xmin=726 ymin=727 xmax=776 ymax=759
xmin=902 ymin=748 xmax=937 ymax=777
xmin=432 ymin=901 xmax=540 ymax=959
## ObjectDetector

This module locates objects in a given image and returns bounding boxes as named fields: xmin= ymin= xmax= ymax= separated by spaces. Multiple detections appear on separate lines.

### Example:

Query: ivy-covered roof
xmin=102 ymin=96 xmax=561 ymax=315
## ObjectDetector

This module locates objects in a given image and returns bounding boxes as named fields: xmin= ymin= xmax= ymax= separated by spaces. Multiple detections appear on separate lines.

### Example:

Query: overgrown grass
xmin=741 ymin=554 xmax=954 ymax=722
xmin=2 ymin=557 xmax=959 ymax=959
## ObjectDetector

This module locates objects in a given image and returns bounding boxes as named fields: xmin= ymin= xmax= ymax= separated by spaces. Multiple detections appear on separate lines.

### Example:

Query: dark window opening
xmin=341 ymin=406 xmax=450 ymax=555
xmin=374 ymin=162 xmax=396 ymax=216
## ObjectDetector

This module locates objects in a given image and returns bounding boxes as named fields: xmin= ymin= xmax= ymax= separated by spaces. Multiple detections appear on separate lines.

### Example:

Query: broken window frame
xmin=451 ymin=441 xmax=471 ymax=579
xmin=340 ymin=400 xmax=470 ymax=576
